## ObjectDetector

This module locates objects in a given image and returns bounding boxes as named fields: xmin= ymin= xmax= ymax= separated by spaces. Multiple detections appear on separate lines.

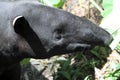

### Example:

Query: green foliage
xmin=20 ymin=58 xmax=30 ymax=66
xmin=84 ymin=75 xmax=92 ymax=80
xmin=52 ymin=48 xmax=109 ymax=80
xmin=51 ymin=46 xmax=111 ymax=80
xmin=52 ymin=57 xmax=82 ymax=80
xmin=38 ymin=0 xmax=65 ymax=8
xmin=101 ymin=0 xmax=113 ymax=17
xmin=116 ymin=43 xmax=120 ymax=51
xmin=91 ymin=46 xmax=109 ymax=61
xmin=101 ymin=62 xmax=120 ymax=80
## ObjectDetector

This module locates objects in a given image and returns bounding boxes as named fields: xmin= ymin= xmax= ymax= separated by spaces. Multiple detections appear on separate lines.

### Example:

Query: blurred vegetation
xmin=51 ymin=47 xmax=111 ymax=80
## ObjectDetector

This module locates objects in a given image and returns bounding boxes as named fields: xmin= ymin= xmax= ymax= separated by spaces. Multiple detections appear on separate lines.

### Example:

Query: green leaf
xmin=113 ymin=68 xmax=120 ymax=77
xmin=101 ymin=0 xmax=113 ymax=17
xmin=110 ymin=29 xmax=120 ymax=50
xmin=84 ymin=75 xmax=92 ymax=80
xmin=39 ymin=0 xmax=65 ymax=8
xmin=90 ymin=50 xmax=102 ymax=60
xmin=116 ymin=43 xmax=120 ymax=50
xmin=105 ymin=77 xmax=117 ymax=80
xmin=58 ymin=71 xmax=71 ymax=80
xmin=20 ymin=58 xmax=30 ymax=65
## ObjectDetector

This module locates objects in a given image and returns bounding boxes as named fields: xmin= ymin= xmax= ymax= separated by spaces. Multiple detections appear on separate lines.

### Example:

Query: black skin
xmin=0 ymin=1 xmax=112 ymax=80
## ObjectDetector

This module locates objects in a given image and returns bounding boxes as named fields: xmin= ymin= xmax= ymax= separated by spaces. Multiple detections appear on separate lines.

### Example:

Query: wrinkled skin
xmin=0 ymin=1 xmax=112 ymax=80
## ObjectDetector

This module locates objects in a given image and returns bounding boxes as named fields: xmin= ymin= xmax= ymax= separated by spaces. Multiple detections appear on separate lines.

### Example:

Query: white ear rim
xmin=13 ymin=16 xmax=23 ymax=26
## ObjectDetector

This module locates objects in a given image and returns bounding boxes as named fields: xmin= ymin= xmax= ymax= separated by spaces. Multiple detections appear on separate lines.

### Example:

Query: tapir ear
xmin=13 ymin=16 xmax=29 ymax=36
xmin=13 ymin=16 xmax=23 ymax=26
xmin=13 ymin=16 xmax=47 ymax=56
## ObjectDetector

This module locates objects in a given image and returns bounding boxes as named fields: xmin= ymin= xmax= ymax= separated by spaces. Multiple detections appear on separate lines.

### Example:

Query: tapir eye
xmin=54 ymin=28 xmax=63 ymax=40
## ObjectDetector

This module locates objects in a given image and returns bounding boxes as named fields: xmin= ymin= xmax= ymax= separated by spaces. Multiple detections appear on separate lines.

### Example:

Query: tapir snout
xmin=45 ymin=16 xmax=113 ymax=55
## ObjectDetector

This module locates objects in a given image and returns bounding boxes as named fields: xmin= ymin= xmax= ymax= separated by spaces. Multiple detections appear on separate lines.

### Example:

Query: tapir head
xmin=12 ymin=2 xmax=112 ymax=59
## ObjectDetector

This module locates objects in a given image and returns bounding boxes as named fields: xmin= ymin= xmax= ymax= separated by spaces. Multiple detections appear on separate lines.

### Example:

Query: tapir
xmin=0 ymin=1 xmax=112 ymax=80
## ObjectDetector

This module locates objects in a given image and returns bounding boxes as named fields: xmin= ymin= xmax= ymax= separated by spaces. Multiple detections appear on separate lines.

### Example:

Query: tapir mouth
xmin=66 ymin=43 xmax=91 ymax=51
xmin=47 ymin=43 xmax=92 ymax=54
